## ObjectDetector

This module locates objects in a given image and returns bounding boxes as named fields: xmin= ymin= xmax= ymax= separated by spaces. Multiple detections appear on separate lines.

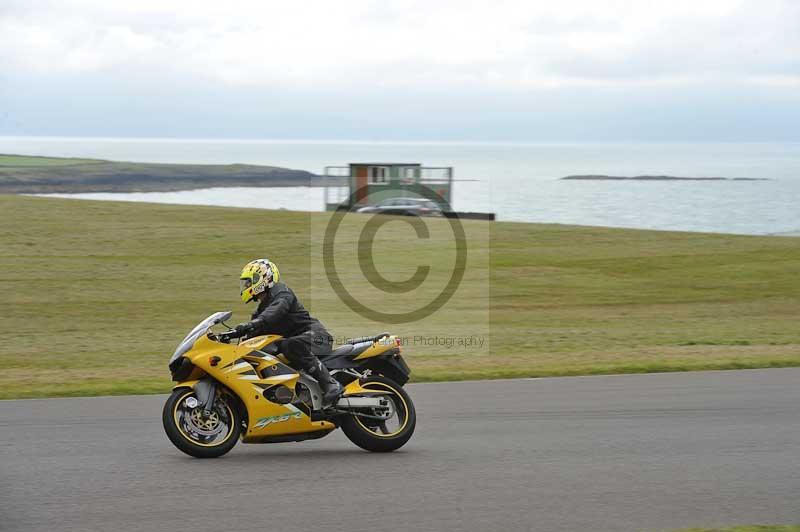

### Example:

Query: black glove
xmin=231 ymin=322 xmax=255 ymax=339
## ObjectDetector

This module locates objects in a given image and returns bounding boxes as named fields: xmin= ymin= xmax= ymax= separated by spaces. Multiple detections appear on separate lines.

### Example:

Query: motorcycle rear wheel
xmin=163 ymin=388 xmax=241 ymax=458
xmin=340 ymin=376 xmax=416 ymax=452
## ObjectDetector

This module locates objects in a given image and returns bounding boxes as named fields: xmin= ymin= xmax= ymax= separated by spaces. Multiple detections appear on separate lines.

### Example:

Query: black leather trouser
xmin=280 ymin=329 xmax=333 ymax=372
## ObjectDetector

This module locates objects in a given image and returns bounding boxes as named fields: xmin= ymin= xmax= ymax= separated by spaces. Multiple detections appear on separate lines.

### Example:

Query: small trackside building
xmin=323 ymin=162 xmax=454 ymax=211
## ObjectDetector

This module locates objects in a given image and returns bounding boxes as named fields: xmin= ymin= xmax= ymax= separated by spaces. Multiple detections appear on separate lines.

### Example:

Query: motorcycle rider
xmin=228 ymin=259 xmax=343 ymax=404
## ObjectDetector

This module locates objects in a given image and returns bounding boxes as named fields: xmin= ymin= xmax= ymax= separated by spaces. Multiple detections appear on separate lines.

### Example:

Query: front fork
xmin=194 ymin=378 xmax=218 ymax=416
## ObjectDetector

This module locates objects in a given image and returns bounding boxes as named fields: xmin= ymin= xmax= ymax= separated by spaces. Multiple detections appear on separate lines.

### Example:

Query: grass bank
xmin=1 ymin=195 xmax=799 ymax=399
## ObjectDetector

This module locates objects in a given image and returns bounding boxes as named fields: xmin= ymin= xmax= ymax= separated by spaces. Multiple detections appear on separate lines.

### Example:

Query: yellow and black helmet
xmin=239 ymin=259 xmax=280 ymax=303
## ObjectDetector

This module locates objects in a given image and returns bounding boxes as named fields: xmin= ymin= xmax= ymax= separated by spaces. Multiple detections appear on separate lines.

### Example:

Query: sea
xmin=3 ymin=136 xmax=799 ymax=235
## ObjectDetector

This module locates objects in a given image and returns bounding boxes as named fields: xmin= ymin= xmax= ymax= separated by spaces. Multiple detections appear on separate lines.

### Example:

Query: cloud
xmin=1 ymin=1 xmax=798 ymax=140
xmin=1 ymin=0 xmax=798 ymax=90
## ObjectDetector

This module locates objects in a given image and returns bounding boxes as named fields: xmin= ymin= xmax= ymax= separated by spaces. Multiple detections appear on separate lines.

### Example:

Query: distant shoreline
xmin=561 ymin=175 xmax=770 ymax=181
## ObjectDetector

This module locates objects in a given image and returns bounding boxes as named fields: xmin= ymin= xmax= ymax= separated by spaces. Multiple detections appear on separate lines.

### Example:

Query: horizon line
xmin=2 ymin=135 xmax=799 ymax=146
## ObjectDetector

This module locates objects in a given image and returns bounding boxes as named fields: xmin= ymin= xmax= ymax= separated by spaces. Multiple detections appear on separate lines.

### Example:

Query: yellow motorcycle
xmin=163 ymin=312 xmax=415 ymax=458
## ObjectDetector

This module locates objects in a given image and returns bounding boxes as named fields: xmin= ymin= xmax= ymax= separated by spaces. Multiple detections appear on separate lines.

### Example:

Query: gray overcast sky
xmin=1 ymin=0 xmax=799 ymax=141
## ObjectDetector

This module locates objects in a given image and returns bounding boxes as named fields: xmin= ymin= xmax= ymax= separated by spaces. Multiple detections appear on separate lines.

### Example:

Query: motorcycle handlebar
xmin=210 ymin=331 xmax=236 ymax=344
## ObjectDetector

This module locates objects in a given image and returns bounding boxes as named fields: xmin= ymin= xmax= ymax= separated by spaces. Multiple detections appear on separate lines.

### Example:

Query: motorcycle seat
xmin=344 ymin=332 xmax=390 ymax=345
xmin=327 ymin=344 xmax=354 ymax=357
xmin=320 ymin=340 xmax=373 ymax=360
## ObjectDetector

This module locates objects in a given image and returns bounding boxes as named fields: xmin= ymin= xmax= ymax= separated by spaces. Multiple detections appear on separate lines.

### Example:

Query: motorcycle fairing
xmin=236 ymin=334 xmax=282 ymax=353
xmin=176 ymin=334 xmax=335 ymax=442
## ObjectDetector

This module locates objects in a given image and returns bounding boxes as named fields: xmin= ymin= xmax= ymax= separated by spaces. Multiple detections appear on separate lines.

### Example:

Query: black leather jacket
xmin=248 ymin=282 xmax=327 ymax=338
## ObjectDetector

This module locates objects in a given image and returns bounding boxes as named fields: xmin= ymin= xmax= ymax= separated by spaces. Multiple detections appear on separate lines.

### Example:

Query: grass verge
xmin=1 ymin=195 xmax=799 ymax=399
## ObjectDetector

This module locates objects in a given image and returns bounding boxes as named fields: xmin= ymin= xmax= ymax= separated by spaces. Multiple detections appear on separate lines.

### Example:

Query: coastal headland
xmin=0 ymin=154 xmax=337 ymax=193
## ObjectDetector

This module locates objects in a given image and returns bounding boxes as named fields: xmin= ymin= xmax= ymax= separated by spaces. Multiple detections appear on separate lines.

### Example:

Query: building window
xmin=369 ymin=166 xmax=388 ymax=183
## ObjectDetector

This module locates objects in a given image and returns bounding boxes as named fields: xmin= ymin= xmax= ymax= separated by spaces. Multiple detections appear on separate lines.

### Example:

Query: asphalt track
xmin=2 ymin=369 xmax=799 ymax=532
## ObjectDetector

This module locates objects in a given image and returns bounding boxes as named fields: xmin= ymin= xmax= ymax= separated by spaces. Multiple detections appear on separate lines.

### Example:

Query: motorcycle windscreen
xmin=169 ymin=311 xmax=232 ymax=364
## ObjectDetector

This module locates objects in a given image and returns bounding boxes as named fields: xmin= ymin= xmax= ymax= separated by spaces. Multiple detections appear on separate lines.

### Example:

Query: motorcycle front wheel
xmin=340 ymin=376 xmax=416 ymax=452
xmin=162 ymin=388 xmax=241 ymax=458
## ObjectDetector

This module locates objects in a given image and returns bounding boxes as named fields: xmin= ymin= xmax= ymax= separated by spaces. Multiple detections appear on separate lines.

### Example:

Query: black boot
xmin=309 ymin=361 xmax=342 ymax=406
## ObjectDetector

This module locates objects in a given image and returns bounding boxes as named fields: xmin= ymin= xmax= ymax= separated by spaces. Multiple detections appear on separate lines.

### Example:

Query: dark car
xmin=356 ymin=197 xmax=444 ymax=217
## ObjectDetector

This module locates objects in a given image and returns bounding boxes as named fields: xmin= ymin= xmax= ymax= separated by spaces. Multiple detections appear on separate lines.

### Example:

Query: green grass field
xmin=1 ymin=194 xmax=799 ymax=399
xmin=669 ymin=526 xmax=800 ymax=532
xmin=0 ymin=154 xmax=103 ymax=167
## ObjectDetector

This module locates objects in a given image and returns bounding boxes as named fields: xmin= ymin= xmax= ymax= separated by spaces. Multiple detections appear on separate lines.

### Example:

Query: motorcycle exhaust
xmin=335 ymin=396 xmax=389 ymax=409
